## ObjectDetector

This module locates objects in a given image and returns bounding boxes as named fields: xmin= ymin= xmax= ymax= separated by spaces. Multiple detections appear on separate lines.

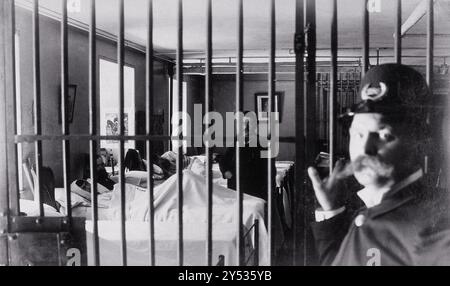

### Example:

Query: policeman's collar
xmin=357 ymin=168 xmax=423 ymax=208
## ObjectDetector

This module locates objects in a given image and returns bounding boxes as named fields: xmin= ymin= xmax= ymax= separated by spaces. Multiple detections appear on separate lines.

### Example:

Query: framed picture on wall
xmin=59 ymin=84 xmax=77 ymax=124
xmin=100 ymin=108 xmax=135 ymax=150
xmin=255 ymin=91 xmax=284 ymax=122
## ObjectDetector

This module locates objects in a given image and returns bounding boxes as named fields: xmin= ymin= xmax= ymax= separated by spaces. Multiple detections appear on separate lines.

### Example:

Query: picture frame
xmin=254 ymin=91 xmax=284 ymax=122
xmin=59 ymin=84 xmax=77 ymax=124
xmin=100 ymin=107 xmax=135 ymax=150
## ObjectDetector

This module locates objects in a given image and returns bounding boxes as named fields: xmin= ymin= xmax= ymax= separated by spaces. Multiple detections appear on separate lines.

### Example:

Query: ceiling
xmin=16 ymin=0 xmax=450 ymax=63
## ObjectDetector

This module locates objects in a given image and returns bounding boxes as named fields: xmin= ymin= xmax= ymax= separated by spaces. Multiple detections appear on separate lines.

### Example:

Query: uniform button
xmin=354 ymin=214 xmax=366 ymax=227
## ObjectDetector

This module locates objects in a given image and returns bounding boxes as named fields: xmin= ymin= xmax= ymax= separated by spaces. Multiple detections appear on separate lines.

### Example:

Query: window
xmin=99 ymin=58 xmax=135 ymax=151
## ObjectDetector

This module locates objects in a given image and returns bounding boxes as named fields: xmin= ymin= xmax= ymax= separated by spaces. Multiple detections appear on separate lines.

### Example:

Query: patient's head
xmin=124 ymin=149 xmax=146 ymax=171
xmin=158 ymin=157 xmax=174 ymax=177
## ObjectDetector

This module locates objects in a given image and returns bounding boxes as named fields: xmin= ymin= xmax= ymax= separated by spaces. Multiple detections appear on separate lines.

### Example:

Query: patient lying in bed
xmin=55 ymin=158 xmax=266 ymax=224
xmin=85 ymin=169 xmax=268 ymax=265
xmin=56 ymin=159 xmax=267 ymax=265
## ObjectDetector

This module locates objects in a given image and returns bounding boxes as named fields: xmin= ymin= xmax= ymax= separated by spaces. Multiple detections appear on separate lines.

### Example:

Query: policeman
xmin=308 ymin=63 xmax=450 ymax=266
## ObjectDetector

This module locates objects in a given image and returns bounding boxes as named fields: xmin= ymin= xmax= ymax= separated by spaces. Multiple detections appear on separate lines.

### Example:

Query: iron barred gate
xmin=0 ymin=0 xmax=438 ymax=266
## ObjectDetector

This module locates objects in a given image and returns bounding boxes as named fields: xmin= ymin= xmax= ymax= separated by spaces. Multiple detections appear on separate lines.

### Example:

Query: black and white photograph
xmin=1 ymin=0 xmax=450 ymax=273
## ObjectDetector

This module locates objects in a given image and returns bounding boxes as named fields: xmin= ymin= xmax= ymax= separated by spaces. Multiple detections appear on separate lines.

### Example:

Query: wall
xmin=16 ymin=7 xmax=170 ymax=189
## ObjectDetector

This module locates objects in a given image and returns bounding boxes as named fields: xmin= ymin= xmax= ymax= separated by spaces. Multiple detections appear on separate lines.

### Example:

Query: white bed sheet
xmin=57 ymin=170 xmax=268 ymax=265
xmin=86 ymin=220 xmax=256 ymax=266
xmin=103 ymin=170 xmax=269 ymax=265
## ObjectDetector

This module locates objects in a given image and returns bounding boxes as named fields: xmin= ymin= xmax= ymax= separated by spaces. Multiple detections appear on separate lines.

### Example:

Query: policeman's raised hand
xmin=307 ymin=159 xmax=351 ymax=211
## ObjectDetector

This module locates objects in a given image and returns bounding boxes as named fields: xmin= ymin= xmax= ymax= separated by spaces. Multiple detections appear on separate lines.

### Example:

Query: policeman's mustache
xmin=351 ymin=155 xmax=394 ymax=178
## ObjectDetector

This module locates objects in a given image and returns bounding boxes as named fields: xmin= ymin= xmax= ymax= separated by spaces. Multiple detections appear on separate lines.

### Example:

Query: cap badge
xmin=361 ymin=82 xmax=388 ymax=102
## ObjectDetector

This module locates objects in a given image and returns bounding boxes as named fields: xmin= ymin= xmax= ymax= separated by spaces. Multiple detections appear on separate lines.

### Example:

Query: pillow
xmin=160 ymin=151 xmax=191 ymax=176
xmin=71 ymin=179 xmax=110 ymax=198
xmin=152 ymin=164 xmax=164 ymax=175
xmin=19 ymin=199 xmax=62 ymax=217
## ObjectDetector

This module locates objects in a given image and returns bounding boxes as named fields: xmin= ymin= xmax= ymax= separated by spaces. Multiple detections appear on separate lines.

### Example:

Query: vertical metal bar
xmin=426 ymin=0 xmax=434 ymax=89
xmin=394 ymin=0 xmax=402 ymax=64
xmin=61 ymin=0 xmax=72 ymax=220
xmin=339 ymin=72 xmax=343 ymax=152
xmin=168 ymin=64 xmax=173 ymax=151
xmin=376 ymin=48 xmax=380 ymax=65
xmin=0 ymin=0 xmax=11 ymax=228
xmin=305 ymin=0 xmax=316 ymax=170
xmin=236 ymin=0 xmax=244 ymax=266
xmin=146 ymin=0 xmax=156 ymax=266
xmin=117 ymin=0 xmax=127 ymax=266
xmin=5 ymin=0 xmax=20 ymax=216
xmin=176 ymin=0 xmax=184 ymax=266
xmin=362 ymin=0 xmax=369 ymax=75
xmin=32 ymin=0 xmax=44 ymax=217
xmin=425 ymin=0 xmax=434 ymax=175
xmin=89 ymin=0 xmax=100 ymax=266
xmin=205 ymin=0 xmax=213 ymax=267
xmin=254 ymin=219 xmax=259 ymax=266
xmin=0 ymin=2 xmax=14 ymax=263
xmin=267 ymin=0 xmax=275 ymax=266
xmin=293 ymin=0 xmax=305 ymax=266
xmin=329 ymin=0 xmax=337 ymax=174
xmin=304 ymin=0 xmax=316 ymax=266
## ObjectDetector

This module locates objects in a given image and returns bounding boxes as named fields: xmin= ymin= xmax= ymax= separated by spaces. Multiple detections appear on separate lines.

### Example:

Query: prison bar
xmin=305 ymin=0 xmax=316 ymax=170
xmin=293 ymin=0 xmax=305 ymax=266
xmin=235 ymin=0 xmax=244 ymax=266
xmin=425 ymin=0 xmax=434 ymax=174
xmin=146 ymin=0 xmax=156 ymax=266
xmin=117 ymin=0 xmax=128 ymax=266
xmin=395 ymin=0 xmax=402 ymax=64
xmin=61 ymin=0 xmax=72 ymax=220
xmin=267 ymin=0 xmax=276 ymax=265
xmin=254 ymin=219 xmax=259 ymax=266
xmin=304 ymin=0 xmax=317 ymax=265
xmin=6 ymin=0 xmax=20 ymax=217
xmin=88 ymin=0 xmax=100 ymax=266
xmin=0 ymin=0 xmax=19 ymax=231
xmin=168 ymin=65 xmax=174 ymax=151
xmin=176 ymin=0 xmax=184 ymax=266
xmin=376 ymin=48 xmax=380 ymax=65
xmin=0 ymin=0 xmax=440 ymax=267
xmin=0 ymin=1 xmax=9 ymax=226
xmin=205 ymin=0 xmax=214 ymax=266
xmin=32 ymin=0 xmax=44 ymax=217
xmin=362 ymin=0 xmax=369 ymax=75
xmin=0 ymin=0 xmax=11 ymax=265
xmin=426 ymin=0 xmax=434 ymax=89
xmin=329 ymin=0 xmax=337 ymax=174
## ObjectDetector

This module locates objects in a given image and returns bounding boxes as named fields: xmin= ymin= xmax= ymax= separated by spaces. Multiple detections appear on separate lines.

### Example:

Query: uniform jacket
xmin=218 ymin=145 xmax=276 ymax=201
xmin=311 ymin=176 xmax=450 ymax=266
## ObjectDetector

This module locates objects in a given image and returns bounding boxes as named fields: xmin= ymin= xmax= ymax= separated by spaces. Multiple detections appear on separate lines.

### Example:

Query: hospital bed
xmin=21 ymin=153 xmax=293 ymax=266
